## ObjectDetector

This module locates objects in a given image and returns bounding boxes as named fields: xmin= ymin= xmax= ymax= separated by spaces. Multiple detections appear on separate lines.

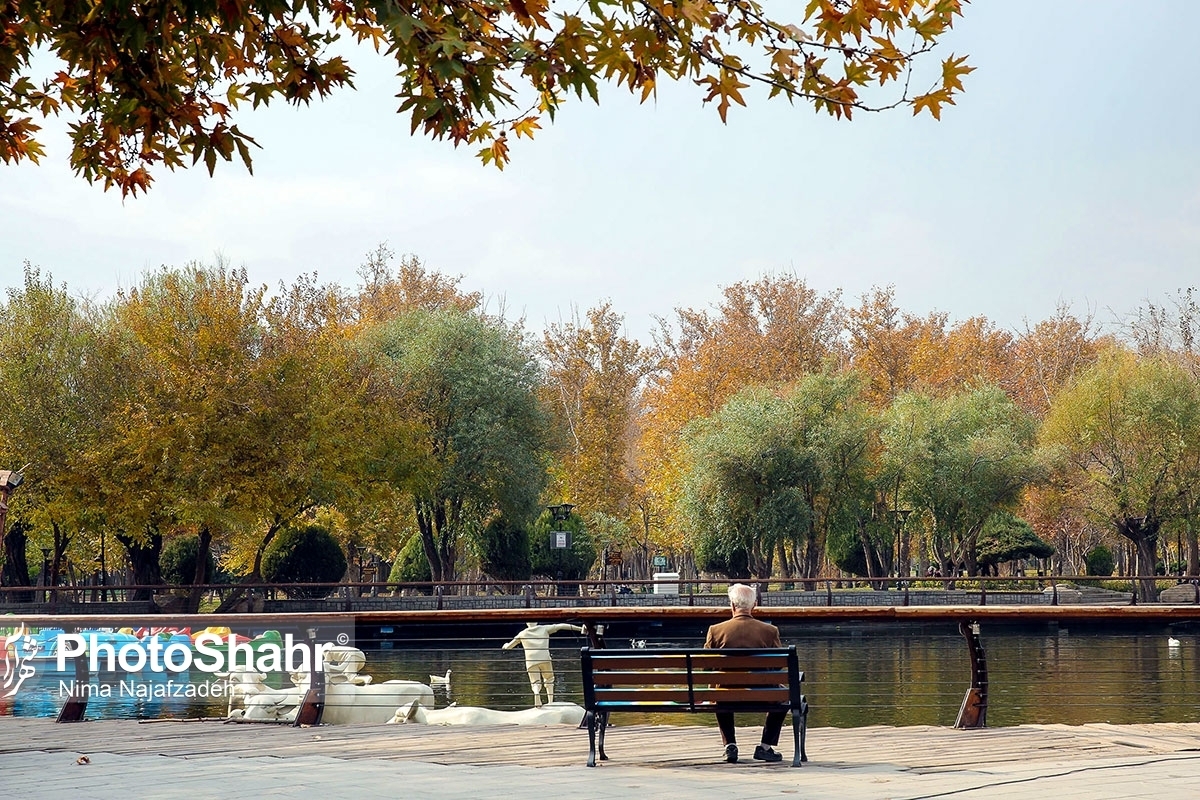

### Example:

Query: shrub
xmin=1084 ymin=545 xmax=1115 ymax=577
xmin=160 ymin=534 xmax=216 ymax=585
xmin=261 ymin=524 xmax=347 ymax=599
xmin=388 ymin=536 xmax=432 ymax=593
xmin=477 ymin=516 xmax=532 ymax=581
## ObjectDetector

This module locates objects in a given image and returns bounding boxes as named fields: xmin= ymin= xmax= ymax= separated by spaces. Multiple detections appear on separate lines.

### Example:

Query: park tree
xmin=160 ymin=533 xmax=217 ymax=585
xmin=883 ymin=384 xmax=1043 ymax=577
xmin=213 ymin=272 xmax=384 ymax=610
xmin=1041 ymin=348 xmax=1200 ymax=601
xmin=975 ymin=511 xmax=1053 ymax=576
xmin=92 ymin=264 xmax=269 ymax=609
xmin=366 ymin=308 xmax=550 ymax=583
xmin=681 ymin=372 xmax=873 ymax=584
xmin=0 ymin=0 xmax=972 ymax=195
xmin=908 ymin=315 xmax=1014 ymax=399
xmin=640 ymin=275 xmax=845 ymax=550
xmin=0 ymin=265 xmax=101 ymax=591
xmin=845 ymin=286 xmax=926 ymax=408
xmin=354 ymin=245 xmax=482 ymax=326
xmin=784 ymin=371 xmax=878 ymax=583
xmin=1007 ymin=304 xmax=1106 ymax=418
xmin=261 ymin=522 xmax=347 ymax=598
xmin=681 ymin=386 xmax=813 ymax=581
xmin=541 ymin=303 xmax=655 ymax=544
xmin=1124 ymin=288 xmax=1200 ymax=377
xmin=476 ymin=515 xmax=532 ymax=582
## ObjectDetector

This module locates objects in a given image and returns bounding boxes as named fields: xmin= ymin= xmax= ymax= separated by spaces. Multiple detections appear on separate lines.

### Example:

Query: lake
xmin=4 ymin=621 xmax=1197 ymax=726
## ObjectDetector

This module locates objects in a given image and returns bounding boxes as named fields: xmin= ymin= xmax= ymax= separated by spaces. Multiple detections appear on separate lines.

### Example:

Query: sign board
xmin=652 ymin=555 xmax=667 ymax=567
xmin=551 ymin=531 xmax=571 ymax=549
xmin=606 ymin=551 xmax=623 ymax=566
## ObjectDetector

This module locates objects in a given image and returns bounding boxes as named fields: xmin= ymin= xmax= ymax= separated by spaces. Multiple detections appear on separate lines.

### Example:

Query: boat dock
xmin=2 ymin=717 xmax=1198 ymax=798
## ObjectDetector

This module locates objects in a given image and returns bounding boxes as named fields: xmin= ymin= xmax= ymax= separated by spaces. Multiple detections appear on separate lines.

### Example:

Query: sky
xmin=3 ymin=1 xmax=1199 ymax=344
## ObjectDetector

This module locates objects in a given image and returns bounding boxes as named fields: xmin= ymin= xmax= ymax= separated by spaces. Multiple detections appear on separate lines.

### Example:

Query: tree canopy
xmin=1041 ymin=348 xmax=1200 ymax=599
xmin=1 ymin=0 xmax=971 ymax=194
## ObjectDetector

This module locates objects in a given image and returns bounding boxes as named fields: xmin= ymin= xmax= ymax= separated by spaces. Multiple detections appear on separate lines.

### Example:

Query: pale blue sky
xmin=3 ymin=1 xmax=1198 ymax=342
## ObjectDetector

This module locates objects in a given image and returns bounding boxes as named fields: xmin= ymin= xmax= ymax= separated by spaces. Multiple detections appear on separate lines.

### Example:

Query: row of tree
xmin=3 ymin=254 xmax=1199 ymax=604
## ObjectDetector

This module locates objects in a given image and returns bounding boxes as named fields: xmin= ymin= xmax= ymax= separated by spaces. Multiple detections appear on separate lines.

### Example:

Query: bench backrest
xmin=580 ymin=646 xmax=803 ymax=712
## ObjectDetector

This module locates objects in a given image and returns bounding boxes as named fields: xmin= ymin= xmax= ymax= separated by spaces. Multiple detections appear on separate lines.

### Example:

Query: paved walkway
xmin=3 ymin=720 xmax=1199 ymax=799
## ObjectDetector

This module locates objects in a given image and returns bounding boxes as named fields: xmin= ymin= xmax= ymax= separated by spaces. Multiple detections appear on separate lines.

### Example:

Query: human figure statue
xmin=502 ymin=622 xmax=585 ymax=707
xmin=704 ymin=583 xmax=787 ymax=764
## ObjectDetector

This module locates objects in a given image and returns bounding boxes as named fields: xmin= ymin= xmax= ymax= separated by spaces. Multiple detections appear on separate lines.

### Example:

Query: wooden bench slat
xmin=593 ymin=689 xmax=694 ymax=703
xmin=593 ymin=687 xmax=792 ymax=705
xmin=587 ymin=654 xmax=790 ymax=671
xmin=592 ymin=671 xmax=693 ymax=686
xmin=593 ymin=671 xmax=790 ymax=687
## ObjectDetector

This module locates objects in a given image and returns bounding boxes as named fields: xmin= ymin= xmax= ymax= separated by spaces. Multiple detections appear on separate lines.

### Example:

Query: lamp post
xmin=99 ymin=528 xmax=107 ymax=602
xmin=546 ymin=503 xmax=575 ymax=596
xmin=889 ymin=508 xmax=912 ymax=578
xmin=40 ymin=546 xmax=51 ymax=602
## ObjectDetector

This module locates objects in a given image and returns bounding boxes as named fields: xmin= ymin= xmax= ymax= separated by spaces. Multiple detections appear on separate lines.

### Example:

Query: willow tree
xmin=1041 ymin=348 xmax=1200 ymax=601
xmin=2 ymin=0 xmax=971 ymax=194
xmin=680 ymin=372 xmax=874 ymax=584
xmin=884 ymin=384 xmax=1043 ymax=577
xmin=366 ymin=308 xmax=550 ymax=583
xmin=681 ymin=386 xmax=813 ymax=581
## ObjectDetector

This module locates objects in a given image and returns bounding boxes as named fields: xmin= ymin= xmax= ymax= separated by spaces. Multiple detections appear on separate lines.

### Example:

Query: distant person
xmin=704 ymin=583 xmax=786 ymax=764
xmin=502 ymin=622 xmax=585 ymax=707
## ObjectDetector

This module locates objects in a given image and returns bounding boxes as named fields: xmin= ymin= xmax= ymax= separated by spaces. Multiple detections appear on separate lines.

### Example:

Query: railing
xmin=5 ymin=573 xmax=1199 ymax=612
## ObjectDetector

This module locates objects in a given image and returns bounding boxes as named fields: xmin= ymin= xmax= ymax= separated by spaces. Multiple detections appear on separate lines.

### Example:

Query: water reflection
xmin=4 ymin=622 xmax=1197 ymax=727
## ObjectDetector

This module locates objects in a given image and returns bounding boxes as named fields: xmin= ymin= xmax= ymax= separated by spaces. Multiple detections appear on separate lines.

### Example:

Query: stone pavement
xmin=3 ymin=723 xmax=1200 ymax=800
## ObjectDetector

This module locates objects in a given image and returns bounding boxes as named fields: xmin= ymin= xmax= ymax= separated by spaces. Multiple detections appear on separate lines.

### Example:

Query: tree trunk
xmin=185 ymin=527 xmax=212 ymax=614
xmin=1117 ymin=516 xmax=1161 ymax=602
xmin=1189 ymin=520 xmax=1199 ymax=576
xmin=1 ymin=520 xmax=33 ymax=601
xmin=116 ymin=527 xmax=164 ymax=602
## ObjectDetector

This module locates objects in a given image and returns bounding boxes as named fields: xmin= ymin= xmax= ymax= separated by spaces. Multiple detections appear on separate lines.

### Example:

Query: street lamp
xmin=547 ymin=503 xmax=575 ymax=596
xmin=889 ymin=508 xmax=912 ymax=578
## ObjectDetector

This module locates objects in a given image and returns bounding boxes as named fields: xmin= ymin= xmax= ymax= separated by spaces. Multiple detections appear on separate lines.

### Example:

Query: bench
xmin=580 ymin=645 xmax=809 ymax=767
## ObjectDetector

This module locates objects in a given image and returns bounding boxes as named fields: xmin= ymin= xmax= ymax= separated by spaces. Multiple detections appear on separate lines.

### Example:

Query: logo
xmin=2 ymin=625 xmax=38 ymax=699
xmin=1 ymin=620 xmax=354 ymax=709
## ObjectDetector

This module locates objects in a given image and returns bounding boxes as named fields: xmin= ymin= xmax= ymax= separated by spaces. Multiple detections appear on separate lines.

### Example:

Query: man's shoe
xmin=723 ymin=744 xmax=738 ymax=763
xmin=753 ymin=745 xmax=783 ymax=763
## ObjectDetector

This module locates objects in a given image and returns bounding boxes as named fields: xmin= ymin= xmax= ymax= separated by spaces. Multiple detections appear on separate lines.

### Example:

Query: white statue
xmin=226 ymin=647 xmax=434 ymax=725
xmin=501 ymin=622 xmax=585 ymax=707
xmin=389 ymin=699 xmax=585 ymax=726
xmin=216 ymin=665 xmax=273 ymax=718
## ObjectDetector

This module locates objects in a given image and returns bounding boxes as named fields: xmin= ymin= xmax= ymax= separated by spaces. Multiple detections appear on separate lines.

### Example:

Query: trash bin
xmin=652 ymin=572 xmax=680 ymax=595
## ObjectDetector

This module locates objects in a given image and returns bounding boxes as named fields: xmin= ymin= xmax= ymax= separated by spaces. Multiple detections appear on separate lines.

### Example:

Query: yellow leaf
xmin=512 ymin=116 xmax=541 ymax=139
xmin=941 ymin=53 xmax=974 ymax=93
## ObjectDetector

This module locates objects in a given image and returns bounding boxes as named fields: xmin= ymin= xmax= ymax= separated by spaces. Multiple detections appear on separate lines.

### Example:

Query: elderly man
xmin=704 ymin=583 xmax=786 ymax=764
xmin=502 ymin=622 xmax=585 ymax=707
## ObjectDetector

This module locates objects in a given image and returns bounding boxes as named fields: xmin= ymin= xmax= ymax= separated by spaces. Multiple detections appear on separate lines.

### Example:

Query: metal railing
xmin=3 ymin=574 xmax=1198 ymax=613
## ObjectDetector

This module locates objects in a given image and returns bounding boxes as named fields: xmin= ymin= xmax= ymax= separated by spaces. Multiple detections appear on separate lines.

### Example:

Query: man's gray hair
xmin=727 ymin=583 xmax=757 ymax=611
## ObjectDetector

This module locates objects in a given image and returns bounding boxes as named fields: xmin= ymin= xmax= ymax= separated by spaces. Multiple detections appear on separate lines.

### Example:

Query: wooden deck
xmin=3 ymin=717 xmax=1199 ymax=773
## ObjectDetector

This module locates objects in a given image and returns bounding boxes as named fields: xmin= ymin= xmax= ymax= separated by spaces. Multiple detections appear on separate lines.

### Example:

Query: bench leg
xmin=587 ymin=711 xmax=598 ymax=766
xmin=799 ymin=697 xmax=809 ymax=764
xmin=597 ymin=711 xmax=609 ymax=761
xmin=790 ymin=707 xmax=802 ymax=767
